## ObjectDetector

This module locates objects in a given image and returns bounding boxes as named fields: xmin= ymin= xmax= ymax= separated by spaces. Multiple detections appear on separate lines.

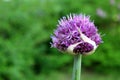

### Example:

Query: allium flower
xmin=96 ymin=8 xmax=107 ymax=18
xmin=110 ymin=0 xmax=115 ymax=5
xmin=51 ymin=14 xmax=102 ymax=55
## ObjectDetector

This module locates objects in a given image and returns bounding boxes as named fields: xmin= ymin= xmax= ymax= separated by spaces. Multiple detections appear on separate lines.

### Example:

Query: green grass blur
xmin=0 ymin=0 xmax=120 ymax=80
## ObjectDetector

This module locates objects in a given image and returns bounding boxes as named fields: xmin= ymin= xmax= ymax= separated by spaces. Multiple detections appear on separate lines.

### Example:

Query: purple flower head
xmin=51 ymin=14 xmax=102 ymax=55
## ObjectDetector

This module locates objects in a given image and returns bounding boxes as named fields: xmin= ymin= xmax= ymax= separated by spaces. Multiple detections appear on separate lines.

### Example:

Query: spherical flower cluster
xmin=51 ymin=14 xmax=102 ymax=55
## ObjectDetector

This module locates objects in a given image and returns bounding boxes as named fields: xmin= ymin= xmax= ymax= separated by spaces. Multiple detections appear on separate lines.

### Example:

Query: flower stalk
xmin=72 ymin=54 xmax=82 ymax=80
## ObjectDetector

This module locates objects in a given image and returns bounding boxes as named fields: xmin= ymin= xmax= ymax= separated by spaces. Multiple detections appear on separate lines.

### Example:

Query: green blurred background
xmin=0 ymin=0 xmax=120 ymax=80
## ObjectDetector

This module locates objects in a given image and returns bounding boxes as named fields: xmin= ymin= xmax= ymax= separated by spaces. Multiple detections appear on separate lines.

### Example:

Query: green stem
xmin=72 ymin=54 xmax=82 ymax=80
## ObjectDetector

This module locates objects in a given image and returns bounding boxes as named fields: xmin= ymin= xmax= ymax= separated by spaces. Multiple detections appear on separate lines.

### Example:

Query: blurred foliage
xmin=0 ymin=0 xmax=120 ymax=80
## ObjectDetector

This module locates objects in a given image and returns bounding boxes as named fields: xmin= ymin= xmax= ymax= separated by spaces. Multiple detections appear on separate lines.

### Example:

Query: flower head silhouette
xmin=51 ymin=14 xmax=102 ymax=55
